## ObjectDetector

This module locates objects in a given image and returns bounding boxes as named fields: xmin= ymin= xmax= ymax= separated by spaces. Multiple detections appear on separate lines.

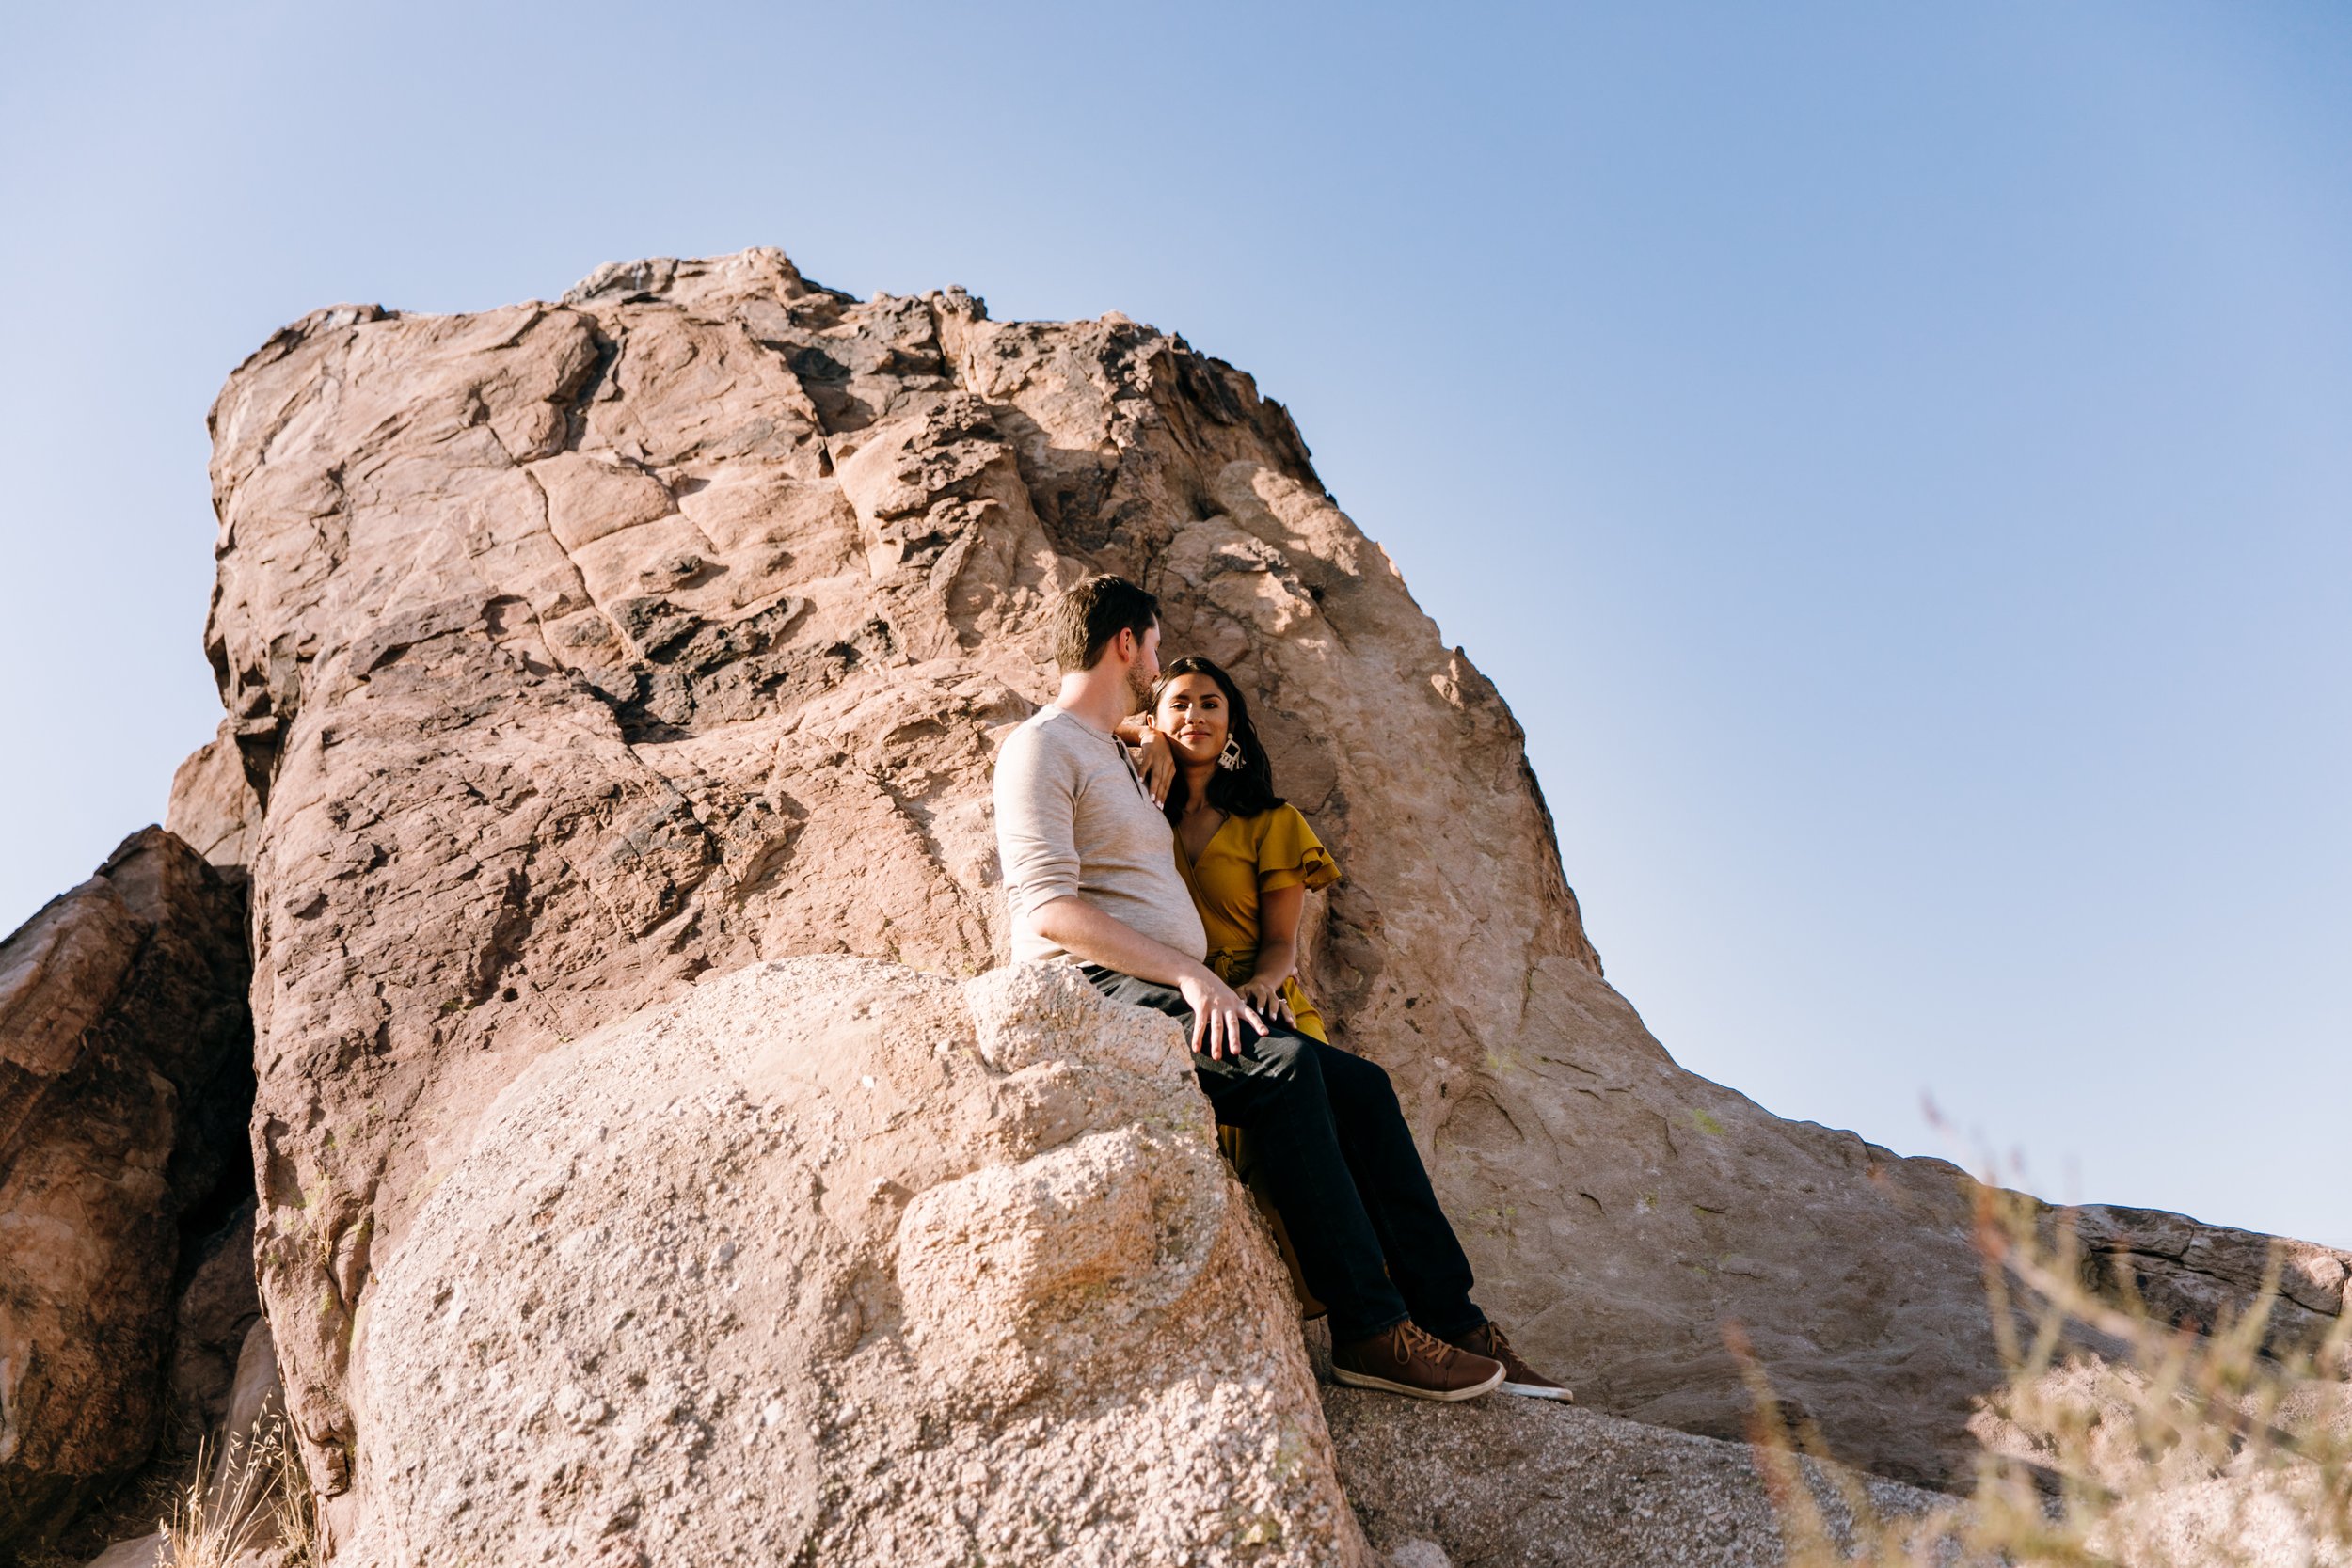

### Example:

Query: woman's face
xmin=1154 ymin=673 xmax=1230 ymax=767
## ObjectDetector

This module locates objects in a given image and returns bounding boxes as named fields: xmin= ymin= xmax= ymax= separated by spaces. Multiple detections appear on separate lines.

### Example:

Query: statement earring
xmin=1217 ymin=737 xmax=1245 ymax=772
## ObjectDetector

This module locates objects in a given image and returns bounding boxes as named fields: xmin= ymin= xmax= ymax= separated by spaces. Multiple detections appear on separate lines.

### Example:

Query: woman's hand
xmin=1127 ymin=724 xmax=1175 ymax=805
xmin=1237 ymin=974 xmax=1295 ymax=1028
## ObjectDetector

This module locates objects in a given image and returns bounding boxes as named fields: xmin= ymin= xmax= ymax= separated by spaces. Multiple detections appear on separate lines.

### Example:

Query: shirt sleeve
xmin=993 ymin=723 xmax=1082 ymax=916
xmin=1256 ymin=804 xmax=1341 ymax=893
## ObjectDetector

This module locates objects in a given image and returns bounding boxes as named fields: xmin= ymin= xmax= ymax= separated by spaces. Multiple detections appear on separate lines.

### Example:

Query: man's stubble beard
xmin=1126 ymin=661 xmax=1155 ymax=710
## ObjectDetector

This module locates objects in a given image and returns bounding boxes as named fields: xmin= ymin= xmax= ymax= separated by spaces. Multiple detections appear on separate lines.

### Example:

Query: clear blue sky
xmin=4 ymin=3 xmax=2345 ymax=1245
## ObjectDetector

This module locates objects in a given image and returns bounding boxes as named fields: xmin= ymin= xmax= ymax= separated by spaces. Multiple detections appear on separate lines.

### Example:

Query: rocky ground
xmin=1316 ymin=1330 xmax=1950 ymax=1568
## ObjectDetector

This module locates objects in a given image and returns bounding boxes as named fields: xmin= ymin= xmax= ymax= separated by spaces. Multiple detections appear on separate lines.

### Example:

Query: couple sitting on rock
xmin=992 ymin=573 xmax=1571 ymax=1405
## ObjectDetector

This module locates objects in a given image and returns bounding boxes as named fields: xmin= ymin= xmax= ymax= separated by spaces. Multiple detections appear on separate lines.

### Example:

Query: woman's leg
xmin=1083 ymin=968 xmax=1412 ymax=1342
xmin=1311 ymin=1041 xmax=1484 ymax=1338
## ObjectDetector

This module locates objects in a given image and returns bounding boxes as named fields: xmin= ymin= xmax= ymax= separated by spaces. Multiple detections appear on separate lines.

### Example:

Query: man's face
xmin=1124 ymin=620 xmax=1162 ymax=705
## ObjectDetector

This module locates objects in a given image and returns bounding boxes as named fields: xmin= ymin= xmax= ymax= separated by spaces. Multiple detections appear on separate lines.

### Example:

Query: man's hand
xmin=1236 ymin=974 xmax=1295 ymax=1028
xmin=1177 ymin=966 xmax=1266 ymax=1060
xmin=1130 ymin=725 xmax=1175 ymax=806
xmin=1024 ymin=898 xmax=1263 ymax=1056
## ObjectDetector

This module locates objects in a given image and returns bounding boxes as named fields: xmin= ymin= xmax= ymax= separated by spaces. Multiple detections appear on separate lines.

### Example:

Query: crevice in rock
xmin=559 ymin=315 xmax=622 ymax=453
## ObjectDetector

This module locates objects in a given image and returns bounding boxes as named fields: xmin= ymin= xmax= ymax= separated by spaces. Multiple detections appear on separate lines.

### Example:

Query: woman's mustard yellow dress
xmin=1171 ymin=803 xmax=1342 ymax=1316
xmin=1169 ymin=803 xmax=1341 ymax=1041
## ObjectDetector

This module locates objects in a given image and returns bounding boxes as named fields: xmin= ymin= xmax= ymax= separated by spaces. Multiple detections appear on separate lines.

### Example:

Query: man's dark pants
xmin=1084 ymin=966 xmax=1483 ymax=1346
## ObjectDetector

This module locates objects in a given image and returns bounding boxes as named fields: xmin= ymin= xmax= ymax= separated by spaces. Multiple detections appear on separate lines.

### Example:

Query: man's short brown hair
xmin=1051 ymin=574 xmax=1161 ymax=674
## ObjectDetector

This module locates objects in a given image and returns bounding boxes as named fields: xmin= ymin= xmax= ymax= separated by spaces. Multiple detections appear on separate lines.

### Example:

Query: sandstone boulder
xmin=186 ymin=246 xmax=2345 ymax=1557
xmin=339 ymin=956 xmax=1365 ymax=1567
xmin=0 ymin=829 xmax=254 ymax=1552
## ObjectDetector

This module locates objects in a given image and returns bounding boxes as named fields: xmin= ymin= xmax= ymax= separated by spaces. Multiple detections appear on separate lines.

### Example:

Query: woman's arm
xmin=1111 ymin=714 xmax=1174 ymax=805
xmin=1236 ymin=882 xmax=1306 ymax=1023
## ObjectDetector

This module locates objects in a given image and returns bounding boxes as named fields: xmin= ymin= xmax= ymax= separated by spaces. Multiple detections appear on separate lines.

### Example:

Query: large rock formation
xmin=0 ymin=829 xmax=254 ymax=1551
xmin=185 ymin=247 xmax=2348 ymax=1556
xmin=341 ymin=956 xmax=1363 ymax=1567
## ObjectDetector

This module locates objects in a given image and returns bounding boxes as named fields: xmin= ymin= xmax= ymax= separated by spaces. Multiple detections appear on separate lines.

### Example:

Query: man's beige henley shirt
xmin=993 ymin=705 xmax=1208 ymax=967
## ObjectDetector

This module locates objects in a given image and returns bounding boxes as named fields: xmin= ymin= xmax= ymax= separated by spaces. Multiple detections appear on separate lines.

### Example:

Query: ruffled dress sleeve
xmin=1254 ymin=804 xmax=1340 ymax=893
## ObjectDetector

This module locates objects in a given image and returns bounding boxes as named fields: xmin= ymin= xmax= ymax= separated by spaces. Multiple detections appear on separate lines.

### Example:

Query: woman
xmin=1117 ymin=656 xmax=1575 ymax=1402
xmin=1123 ymin=655 xmax=1341 ymax=1317
xmin=1138 ymin=657 xmax=1340 ymax=1042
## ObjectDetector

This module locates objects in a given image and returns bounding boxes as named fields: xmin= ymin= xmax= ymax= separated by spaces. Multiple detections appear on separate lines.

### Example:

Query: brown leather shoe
xmin=1332 ymin=1321 xmax=1505 ymax=1402
xmin=1445 ymin=1321 xmax=1573 ymax=1402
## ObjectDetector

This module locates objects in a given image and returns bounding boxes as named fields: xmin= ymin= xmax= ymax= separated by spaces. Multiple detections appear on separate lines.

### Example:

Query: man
xmin=992 ymin=574 xmax=1570 ymax=1403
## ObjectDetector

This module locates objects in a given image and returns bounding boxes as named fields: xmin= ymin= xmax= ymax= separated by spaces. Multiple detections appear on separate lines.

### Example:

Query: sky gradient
xmin=3 ymin=2 xmax=2345 ymax=1244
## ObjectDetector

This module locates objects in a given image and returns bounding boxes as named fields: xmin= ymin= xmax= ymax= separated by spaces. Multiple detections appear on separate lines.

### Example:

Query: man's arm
xmin=1026 ymin=895 xmax=1265 ymax=1059
xmin=995 ymin=721 xmax=1263 ymax=1057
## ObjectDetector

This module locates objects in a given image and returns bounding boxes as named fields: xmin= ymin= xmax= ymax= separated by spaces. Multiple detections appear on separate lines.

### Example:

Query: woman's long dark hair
xmin=1152 ymin=656 xmax=1285 ymax=826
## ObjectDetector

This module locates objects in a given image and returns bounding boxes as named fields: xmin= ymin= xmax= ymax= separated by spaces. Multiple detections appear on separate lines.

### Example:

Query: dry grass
xmin=1738 ymin=1180 xmax=2352 ymax=1567
xmin=154 ymin=1415 xmax=318 ymax=1568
